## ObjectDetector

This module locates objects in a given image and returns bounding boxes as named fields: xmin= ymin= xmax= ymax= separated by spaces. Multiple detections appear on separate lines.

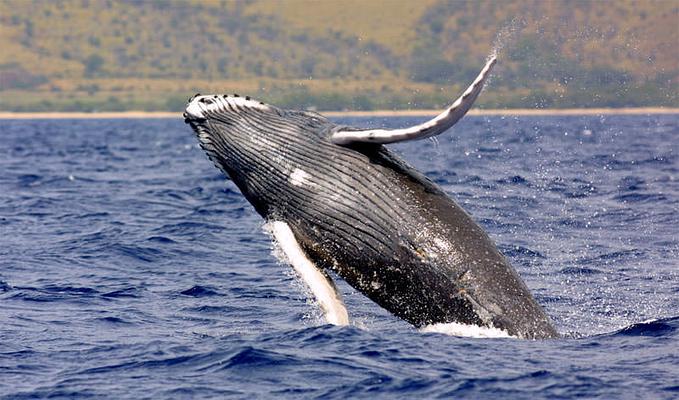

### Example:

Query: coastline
xmin=0 ymin=107 xmax=677 ymax=120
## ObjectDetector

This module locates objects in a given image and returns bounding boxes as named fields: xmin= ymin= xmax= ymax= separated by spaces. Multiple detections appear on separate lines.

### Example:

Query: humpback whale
xmin=184 ymin=54 xmax=559 ymax=339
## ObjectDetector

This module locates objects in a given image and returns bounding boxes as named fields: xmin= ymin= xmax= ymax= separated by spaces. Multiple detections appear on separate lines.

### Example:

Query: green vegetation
xmin=0 ymin=0 xmax=676 ymax=112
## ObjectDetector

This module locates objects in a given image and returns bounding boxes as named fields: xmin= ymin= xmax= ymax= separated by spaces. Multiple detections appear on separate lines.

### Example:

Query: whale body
xmin=184 ymin=55 xmax=559 ymax=339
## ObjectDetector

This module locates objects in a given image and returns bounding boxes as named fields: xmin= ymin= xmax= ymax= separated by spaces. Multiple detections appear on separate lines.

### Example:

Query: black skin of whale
xmin=184 ymin=95 xmax=559 ymax=339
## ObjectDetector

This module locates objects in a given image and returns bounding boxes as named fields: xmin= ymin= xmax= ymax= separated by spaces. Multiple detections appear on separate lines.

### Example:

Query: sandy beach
xmin=0 ymin=108 xmax=677 ymax=120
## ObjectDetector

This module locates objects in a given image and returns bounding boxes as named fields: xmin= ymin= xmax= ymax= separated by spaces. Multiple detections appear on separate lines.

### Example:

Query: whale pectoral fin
xmin=270 ymin=221 xmax=350 ymax=326
xmin=331 ymin=55 xmax=497 ymax=145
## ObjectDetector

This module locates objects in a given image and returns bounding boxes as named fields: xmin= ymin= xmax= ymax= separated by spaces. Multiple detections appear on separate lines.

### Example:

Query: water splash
xmin=421 ymin=322 xmax=514 ymax=339
xmin=491 ymin=17 xmax=527 ymax=60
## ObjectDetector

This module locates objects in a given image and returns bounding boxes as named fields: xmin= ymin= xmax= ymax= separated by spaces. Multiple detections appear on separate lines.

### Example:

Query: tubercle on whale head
xmin=184 ymin=93 xmax=271 ymax=121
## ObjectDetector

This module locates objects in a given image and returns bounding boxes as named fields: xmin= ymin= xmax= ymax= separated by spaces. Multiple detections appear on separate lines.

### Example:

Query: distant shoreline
xmin=0 ymin=107 xmax=677 ymax=119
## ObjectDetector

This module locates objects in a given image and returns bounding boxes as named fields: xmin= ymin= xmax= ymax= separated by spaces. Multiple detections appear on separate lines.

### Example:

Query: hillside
xmin=0 ymin=0 xmax=677 ymax=112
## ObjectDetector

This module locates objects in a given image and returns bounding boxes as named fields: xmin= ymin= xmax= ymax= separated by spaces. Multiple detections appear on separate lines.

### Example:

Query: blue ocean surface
xmin=1 ymin=114 xmax=678 ymax=399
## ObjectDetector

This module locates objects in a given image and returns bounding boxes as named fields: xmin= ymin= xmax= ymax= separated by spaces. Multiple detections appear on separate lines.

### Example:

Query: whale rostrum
xmin=184 ymin=55 xmax=559 ymax=339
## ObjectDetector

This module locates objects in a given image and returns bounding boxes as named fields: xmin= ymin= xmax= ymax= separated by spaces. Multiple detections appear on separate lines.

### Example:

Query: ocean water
xmin=1 ymin=114 xmax=677 ymax=399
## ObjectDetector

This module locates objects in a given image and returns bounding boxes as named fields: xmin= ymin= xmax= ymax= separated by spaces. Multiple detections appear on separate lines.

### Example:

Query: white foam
xmin=267 ymin=221 xmax=349 ymax=326
xmin=420 ymin=322 xmax=515 ymax=339
xmin=491 ymin=17 xmax=526 ymax=59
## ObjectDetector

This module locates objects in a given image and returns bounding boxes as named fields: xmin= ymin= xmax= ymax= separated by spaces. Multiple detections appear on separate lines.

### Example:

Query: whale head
xmin=184 ymin=93 xmax=337 ymax=217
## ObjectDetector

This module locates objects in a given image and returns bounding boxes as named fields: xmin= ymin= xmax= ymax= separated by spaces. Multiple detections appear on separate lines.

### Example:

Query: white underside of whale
xmin=269 ymin=221 xmax=350 ymax=326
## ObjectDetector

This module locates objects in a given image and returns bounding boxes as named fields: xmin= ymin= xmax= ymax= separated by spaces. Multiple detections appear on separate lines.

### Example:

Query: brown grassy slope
xmin=0 ymin=0 xmax=676 ymax=111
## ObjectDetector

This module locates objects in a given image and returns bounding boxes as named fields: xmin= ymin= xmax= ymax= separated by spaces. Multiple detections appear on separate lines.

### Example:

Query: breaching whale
xmin=183 ymin=55 xmax=559 ymax=339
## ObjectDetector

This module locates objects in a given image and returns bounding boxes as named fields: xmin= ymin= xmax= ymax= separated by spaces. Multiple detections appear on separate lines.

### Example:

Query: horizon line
xmin=1 ymin=107 xmax=678 ymax=120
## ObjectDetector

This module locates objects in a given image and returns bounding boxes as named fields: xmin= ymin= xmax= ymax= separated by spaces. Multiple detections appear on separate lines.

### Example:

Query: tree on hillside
xmin=83 ymin=54 xmax=105 ymax=77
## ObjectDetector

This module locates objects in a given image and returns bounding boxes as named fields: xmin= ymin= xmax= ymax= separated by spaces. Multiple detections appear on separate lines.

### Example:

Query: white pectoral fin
xmin=331 ymin=54 xmax=497 ymax=145
xmin=270 ymin=221 xmax=350 ymax=326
